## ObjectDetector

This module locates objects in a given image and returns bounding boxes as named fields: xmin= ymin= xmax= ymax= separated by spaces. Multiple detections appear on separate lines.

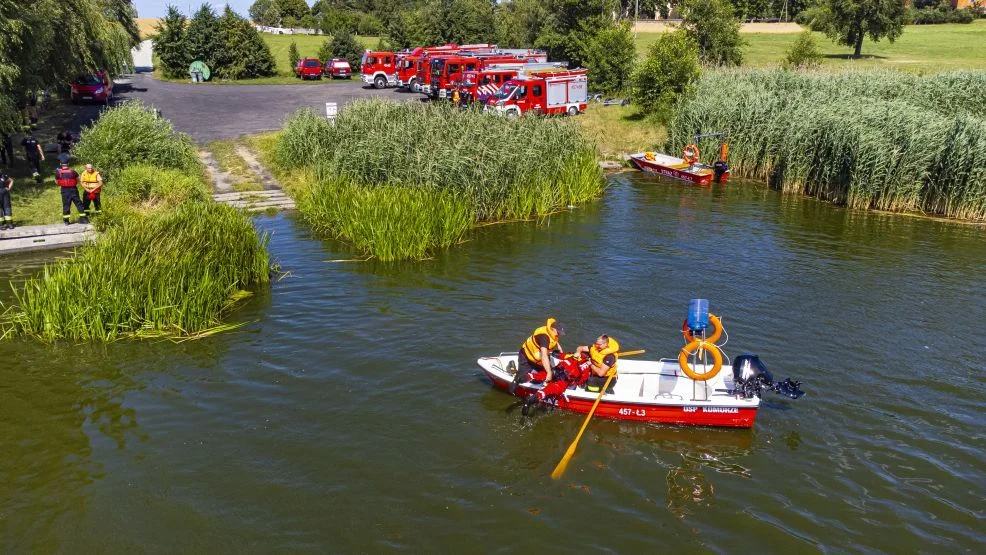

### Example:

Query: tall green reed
xmin=275 ymin=100 xmax=604 ymax=259
xmin=666 ymin=69 xmax=986 ymax=220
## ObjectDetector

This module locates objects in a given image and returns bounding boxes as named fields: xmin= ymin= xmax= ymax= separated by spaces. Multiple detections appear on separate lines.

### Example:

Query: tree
xmin=249 ymin=0 xmax=277 ymax=25
xmin=680 ymin=0 xmax=745 ymax=66
xmin=808 ymin=0 xmax=907 ymax=57
xmin=300 ymin=14 xmax=317 ymax=29
xmin=422 ymin=0 xmax=496 ymax=44
xmin=215 ymin=7 xmax=277 ymax=79
xmin=326 ymin=30 xmax=365 ymax=70
xmin=495 ymin=0 xmax=549 ymax=47
xmin=155 ymin=6 xmax=191 ymax=79
xmin=385 ymin=9 xmax=437 ymax=49
xmin=278 ymin=0 xmax=312 ymax=20
xmin=288 ymin=41 xmax=300 ymax=68
xmin=263 ymin=3 xmax=283 ymax=27
xmin=583 ymin=23 xmax=636 ymax=94
xmin=185 ymin=4 xmax=222 ymax=69
xmin=782 ymin=30 xmax=822 ymax=69
xmin=535 ymin=0 xmax=614 ymax=69
xmin=631 ymin=30 xmax=701 ymax=119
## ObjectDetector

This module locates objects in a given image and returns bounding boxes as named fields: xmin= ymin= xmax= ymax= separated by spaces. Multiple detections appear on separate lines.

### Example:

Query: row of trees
xmin=0 ymin=0 xmax=140 ymax=133
xmin=156 ymin=4 xmax=277 ymax=80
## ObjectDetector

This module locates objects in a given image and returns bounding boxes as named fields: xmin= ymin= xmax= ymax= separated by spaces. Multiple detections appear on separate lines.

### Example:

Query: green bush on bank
xmin=666 ymin=69 xmax=986 ymax=220
xmin=73 ymin=100 xmax=199 ymax=177
xmin=3 ymin=203 xmax=270 ymax=342
xmin=108 ymin=164 xmax=209 ymax=207
xmin=273 ymin=101 xmax=603 ymax=260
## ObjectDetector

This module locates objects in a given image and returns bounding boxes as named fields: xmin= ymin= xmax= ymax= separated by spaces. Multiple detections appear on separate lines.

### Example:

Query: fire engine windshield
xmin=431 ymin=58 xmax=445 ymax=76
xmin=494 ymin=83 xmax=518 ymax=100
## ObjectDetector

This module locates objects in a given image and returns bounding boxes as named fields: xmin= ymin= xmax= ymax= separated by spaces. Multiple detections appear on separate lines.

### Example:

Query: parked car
xmin=294 ymin=58 xmax=323 ymax=80
xmin=70 ymin=72 xmax=113 ymax=105
xmin=325 ymin=58 xmax=352 ymax=79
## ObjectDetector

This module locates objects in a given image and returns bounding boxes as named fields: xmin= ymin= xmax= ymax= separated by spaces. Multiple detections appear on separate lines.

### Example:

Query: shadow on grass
xmin=822 ymin=53 xmax=889 ymax=61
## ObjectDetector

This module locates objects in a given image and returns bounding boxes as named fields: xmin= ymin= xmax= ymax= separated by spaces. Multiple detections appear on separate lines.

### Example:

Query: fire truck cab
xmin=361 ymin=51 xmax=398 ymax=89
xmin=430 ymin=53 xmax=547 ymax=100
xmin=486 ymin=69 xmax=588 ymax=117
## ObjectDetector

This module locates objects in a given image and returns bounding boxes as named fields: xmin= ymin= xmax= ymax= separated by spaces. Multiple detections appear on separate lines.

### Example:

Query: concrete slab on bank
xmin=0 ymin=223 xmax=96 ymax=255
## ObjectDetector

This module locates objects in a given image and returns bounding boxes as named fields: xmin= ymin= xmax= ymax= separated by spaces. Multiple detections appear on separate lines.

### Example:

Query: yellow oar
xmin=616 ymin=349 xmax=645 ymax=357
xmin=551 ymin=349 xmax=643 ymax=480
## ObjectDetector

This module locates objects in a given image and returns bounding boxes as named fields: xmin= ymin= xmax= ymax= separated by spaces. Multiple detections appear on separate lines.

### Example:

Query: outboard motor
xmin=713 ymin=160 xmax=729 ymax=183
xmin=732 ymin=354 xmax=804 ymax=400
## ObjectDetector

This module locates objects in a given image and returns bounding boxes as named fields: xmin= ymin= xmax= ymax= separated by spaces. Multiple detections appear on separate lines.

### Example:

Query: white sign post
xmin=325 ymin=102 xmax=338 ymax=124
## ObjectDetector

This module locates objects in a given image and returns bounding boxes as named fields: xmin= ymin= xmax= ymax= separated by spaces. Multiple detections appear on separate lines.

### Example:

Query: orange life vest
xmin=521 ymin=318 xmax=560 ymax=363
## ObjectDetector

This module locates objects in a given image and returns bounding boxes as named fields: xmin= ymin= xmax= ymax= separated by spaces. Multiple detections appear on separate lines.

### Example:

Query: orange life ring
xmin=678 ymin=340 xmax=723 ymax=381
xmin=683 ymin=144 xmax=700 ymax=165
xmin=681 ymin=314 xmax=723 ymax=343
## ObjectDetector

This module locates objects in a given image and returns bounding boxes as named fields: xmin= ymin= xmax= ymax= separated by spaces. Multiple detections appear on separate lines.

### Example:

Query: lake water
xmin=1 ymin=173 xmax=984 ymax=551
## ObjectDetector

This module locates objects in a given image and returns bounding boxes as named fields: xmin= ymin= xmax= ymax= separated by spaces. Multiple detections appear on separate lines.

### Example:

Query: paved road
xmin=112 ymin=73 xmax=417 ymax=143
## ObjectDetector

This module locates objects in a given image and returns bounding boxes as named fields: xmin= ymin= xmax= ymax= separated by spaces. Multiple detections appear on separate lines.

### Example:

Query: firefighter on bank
xmin=55 ymin=156 xmax=87 ymax=225
xmin=509 ymin=317 xmax=565 ymax=394
xmin=80 ymin=163 xmax=103 ymax=218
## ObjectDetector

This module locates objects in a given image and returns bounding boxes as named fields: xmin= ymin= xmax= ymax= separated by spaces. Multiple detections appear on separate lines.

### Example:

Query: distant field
xmin=136 ymin=18 xmax=160 ymax=39
xmin=263 ymin=33 xmax=379 ymax=75
xmin=635 ymin=21 xmax=986 ymax=72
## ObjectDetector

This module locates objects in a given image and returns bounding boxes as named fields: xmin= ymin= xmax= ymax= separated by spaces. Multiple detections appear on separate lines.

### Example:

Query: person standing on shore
xmin=21 ymin=131 xmax=44 ymax=181
xmin=1 ymin=133 xmax=12 ymax=166
xmin=55 ymin=158 xmax=87 ymax=225
xmin=0 ymin=171 xmax=13 ymax=230
xmin=80 ymin=163 xmax=103 ymax=218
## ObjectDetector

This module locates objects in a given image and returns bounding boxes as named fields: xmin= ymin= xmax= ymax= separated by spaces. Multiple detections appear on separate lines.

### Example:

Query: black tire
xmin=374 ymin=75 xmax=386 ymax=89
xmin=567 ymin=106 xmax=578 ymax=117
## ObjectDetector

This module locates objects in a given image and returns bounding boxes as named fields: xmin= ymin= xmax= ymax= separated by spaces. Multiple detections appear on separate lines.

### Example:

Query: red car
xmin=294 ymin=58 xmax=323 ymax=80
xmin=324 ymin=58 xmax=352 ymax=79
xmin=71 ymin=72 xmax=113 ymax=105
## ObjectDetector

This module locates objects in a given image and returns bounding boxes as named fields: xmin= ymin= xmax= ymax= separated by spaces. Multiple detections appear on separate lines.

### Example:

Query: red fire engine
xmin=456 ymin=63 xmax=567 ymax=104
xmin=396 ymin=44 xmax=496 ymax=92
xmin=428 ymin=50 xmax=547 ymax=100
xmin=485 ymin=69 xmax=589 ymax=117
xmin=360 ymin=51 xmax=398 ymax=89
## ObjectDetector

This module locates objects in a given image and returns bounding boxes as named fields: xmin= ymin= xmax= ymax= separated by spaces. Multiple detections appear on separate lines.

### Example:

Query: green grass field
xmin=635 ymin=21 xmax=986 ymax=73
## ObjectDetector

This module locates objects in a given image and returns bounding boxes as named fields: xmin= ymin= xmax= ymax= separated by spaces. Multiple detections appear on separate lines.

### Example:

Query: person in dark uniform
xmin=1 ymin=134 xmax=13 ymax=166
xmin=0 ymin=171 xmax=13 ymax=229
xmin=57 ymin=130 xmax=75 ymax=154
xmin=509 ymin=317 xmax=565 ymax=393
xmin=54 ymin=157 xmax=87 ymax=225
xmin=21 ymin=131 xmax=44 ymax=181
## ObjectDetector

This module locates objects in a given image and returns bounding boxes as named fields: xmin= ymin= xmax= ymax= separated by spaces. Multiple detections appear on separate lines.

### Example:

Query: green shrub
xmin=632 ymin=30 xmax=701 ymax=120
xmin=73 ymin=101 xmax=199 ymax=177
xmin=108 ymin=164 xmax=209 ymax=207
xmin=782 ymin=31 xmax=822 ymax=70
xmin=288 ymin=40 xmax=300 ymax=68
xmin=583 ymin=23 xmax=637 ymax=94
xmin=680 ymin=0 xmax=745 ymax=66
xmin=2 ymin=202 xmax=270 ymax=342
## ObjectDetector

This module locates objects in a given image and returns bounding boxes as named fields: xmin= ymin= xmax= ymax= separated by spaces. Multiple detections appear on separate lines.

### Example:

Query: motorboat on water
xmin=477 ymin=303 xmax=804 ymax=429
xmin=629 ymin=133 xmax=730 ymax=185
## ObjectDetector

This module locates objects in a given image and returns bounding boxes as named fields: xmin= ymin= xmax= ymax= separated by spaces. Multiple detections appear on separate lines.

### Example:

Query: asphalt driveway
xmin=111 ymin=73 xmax=415 ymax=143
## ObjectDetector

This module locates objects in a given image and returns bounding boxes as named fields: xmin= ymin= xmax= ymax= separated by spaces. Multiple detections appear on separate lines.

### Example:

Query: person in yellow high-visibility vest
xmin=80 ymin=163 xmax=103 ymax=218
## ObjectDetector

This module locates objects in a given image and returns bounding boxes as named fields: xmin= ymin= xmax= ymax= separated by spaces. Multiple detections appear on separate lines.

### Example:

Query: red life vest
xmin=56 ymin=168 xmax=78 ymax=188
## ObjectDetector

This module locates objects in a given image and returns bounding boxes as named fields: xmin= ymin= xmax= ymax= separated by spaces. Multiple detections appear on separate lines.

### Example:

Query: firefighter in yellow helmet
xmin=509 ymin=317 xmax=565 ymax=393
xmin=579 ymin=334 xmax=620 ymax=394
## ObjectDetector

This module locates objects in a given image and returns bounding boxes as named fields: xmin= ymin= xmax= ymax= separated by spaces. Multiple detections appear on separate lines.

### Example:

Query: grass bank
xmin=1 ymin=102 xmax=271 ymax=342
xmin=635 ymin=21 xmax=986 ymax=72
xmin=266 ymin=100 xmax=604 ymax=260
xmin=666 ymin=69 xmax=986 ymax=220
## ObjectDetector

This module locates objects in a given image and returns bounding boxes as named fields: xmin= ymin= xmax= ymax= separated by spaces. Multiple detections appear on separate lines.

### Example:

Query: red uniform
xmin=523 ymin=352 xmax=592 ymax=402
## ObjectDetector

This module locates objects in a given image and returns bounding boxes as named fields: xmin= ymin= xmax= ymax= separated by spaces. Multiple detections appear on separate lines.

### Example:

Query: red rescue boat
xmin=629 ymin=133 xmax=731 ymax=185
xmin=478 ymin=354 xmax=759 ymax=427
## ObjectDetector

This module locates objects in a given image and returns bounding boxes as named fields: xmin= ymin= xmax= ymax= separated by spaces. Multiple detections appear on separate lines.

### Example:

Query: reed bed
xmin=666 ymin=69 xmax=986 ymax=220
xmin=2 ymin=203 xmax=270 ymax=342
xmin=274 ymin=100 xmax=604 ymax=260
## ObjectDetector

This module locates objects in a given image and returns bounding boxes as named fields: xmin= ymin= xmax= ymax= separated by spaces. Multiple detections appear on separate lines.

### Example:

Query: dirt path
xmin=198 ymin=150 xmax=234 ymax=194
xmin=235 ymin=145 xmax=282 ymax=191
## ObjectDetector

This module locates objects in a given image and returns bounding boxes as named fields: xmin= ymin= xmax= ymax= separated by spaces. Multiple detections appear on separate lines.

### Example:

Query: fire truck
xmin=456 ymin=63 xmax=567 ymax=105
xmin=428 ymin=50 xmax=547 ymax=100
xmin=397 ymin=44 xmax=496 ymax=92
xmin=360 ymin=51 xmax=398 ymax=89
xmin=486 ymin=69 xmax=589 ymax=117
